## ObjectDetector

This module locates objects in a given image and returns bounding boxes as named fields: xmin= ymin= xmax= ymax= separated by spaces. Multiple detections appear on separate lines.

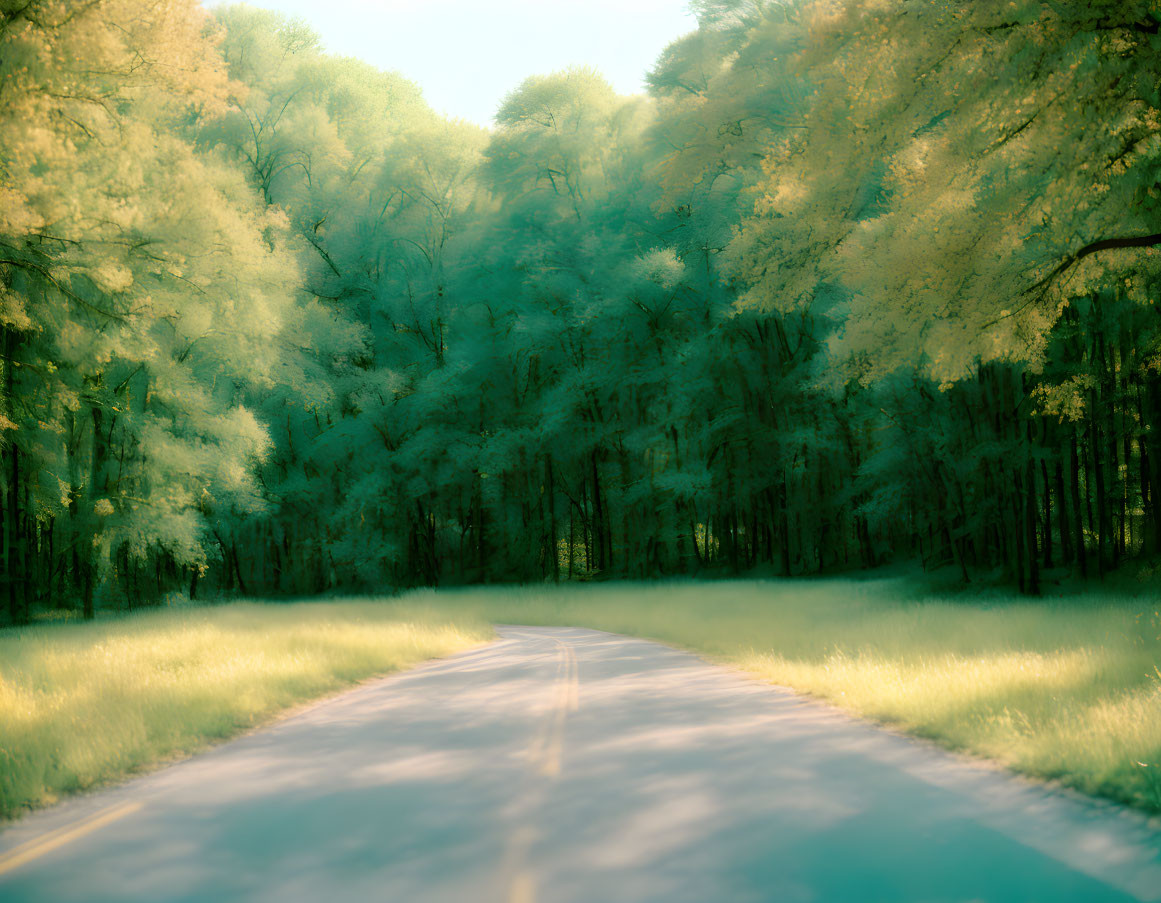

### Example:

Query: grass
xmin=3 ymin=577 xmax=1159 ymax=820
xmin=409 ymin=577 xmax=1161 ymax=814
xmin=0 ymin=600 xmax=491 ymax=819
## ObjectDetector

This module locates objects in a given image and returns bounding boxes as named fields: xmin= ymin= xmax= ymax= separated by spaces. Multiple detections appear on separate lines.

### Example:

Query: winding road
xmin=1 ymin=626 xmax=1160 ymax=902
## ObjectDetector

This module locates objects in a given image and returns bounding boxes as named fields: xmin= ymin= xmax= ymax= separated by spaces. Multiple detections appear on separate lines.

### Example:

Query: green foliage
xmin=4 ymin=0 xmax=1161 ymax=616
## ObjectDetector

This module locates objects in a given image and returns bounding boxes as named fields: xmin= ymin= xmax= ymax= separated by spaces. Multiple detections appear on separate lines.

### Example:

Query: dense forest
xmin=1 ymin=0 xmax=1160 ymax=621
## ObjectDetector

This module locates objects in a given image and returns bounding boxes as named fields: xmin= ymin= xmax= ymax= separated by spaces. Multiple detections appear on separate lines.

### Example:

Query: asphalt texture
xmin=1 ymin=626 xmax=1159 ymax=903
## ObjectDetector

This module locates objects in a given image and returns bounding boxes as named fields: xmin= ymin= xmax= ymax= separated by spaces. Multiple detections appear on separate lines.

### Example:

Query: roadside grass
xmin=4 ymin=579 xmax=1159 ymax=821
xmin=0 ymin=600 xmax=491 ymax=819
xmin=414 ymin=578 xmax=1161 ymax=813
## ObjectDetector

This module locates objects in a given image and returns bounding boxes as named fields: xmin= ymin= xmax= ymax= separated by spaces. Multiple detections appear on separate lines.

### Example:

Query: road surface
xmin=1 ymin=626 xmax=1159 ymax=902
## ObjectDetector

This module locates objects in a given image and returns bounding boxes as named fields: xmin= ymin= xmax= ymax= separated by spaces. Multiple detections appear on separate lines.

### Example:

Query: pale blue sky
xmin=203 ymin=0 xmax=698 ymax=126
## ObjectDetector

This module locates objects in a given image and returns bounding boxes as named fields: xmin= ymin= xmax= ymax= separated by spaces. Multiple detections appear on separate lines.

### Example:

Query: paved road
xmin=2 ymin=626 xmax=1160 ymax=903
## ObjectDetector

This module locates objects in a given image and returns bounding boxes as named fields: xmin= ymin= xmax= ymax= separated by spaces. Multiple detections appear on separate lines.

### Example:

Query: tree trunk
xmin=6 ymin=442 xmax=22 ymax=625
xmin=590 ymin=450 xmax=606 ymax=573
xmin=545 ymin=455 xmax=558 ymax=582
xmin=1025 ymin=427 xmax=1040 ymax=595
xmin=1040 ymin=451 xmax=1053 ymax=570
xmin=1054 ymin=455 xmax=1072 ymax=565
xmin=1090 ymin=396 xmax=1108 ymax=579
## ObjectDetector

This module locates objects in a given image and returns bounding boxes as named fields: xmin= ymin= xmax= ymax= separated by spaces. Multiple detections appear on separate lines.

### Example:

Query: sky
xmin=203 ymin=0 xmax=699 ymax=126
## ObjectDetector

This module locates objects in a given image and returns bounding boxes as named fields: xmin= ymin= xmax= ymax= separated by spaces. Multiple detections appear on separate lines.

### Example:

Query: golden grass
xmin=412 ymin=578 xmax=1161 ymax=812
xmin=4 ymin=578 xmax=1159 ymax=820
xmin=0 ymin=600 xmax=491 ymax=819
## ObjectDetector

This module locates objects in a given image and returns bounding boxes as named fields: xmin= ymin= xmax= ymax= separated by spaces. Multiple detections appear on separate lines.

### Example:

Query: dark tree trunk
xmin=7 ymin=442 xmax=22 ymax=625
xmin=1040 ymin=453 xmax=1053 ymax=570
xmin=546 ymin=455 xmax=558 ymax=582
xmin=590 ymin=451 xmax=606 ymax=572
xmin=1054 ymin=455 xmax=1072 ymax=565
xmin=1025 ymin=434 xmax=1040 ymax=594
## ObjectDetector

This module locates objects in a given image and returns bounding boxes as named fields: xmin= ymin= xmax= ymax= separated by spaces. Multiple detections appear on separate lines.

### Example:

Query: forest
xmin=2 ymin=0 xmax=1160 ymax=623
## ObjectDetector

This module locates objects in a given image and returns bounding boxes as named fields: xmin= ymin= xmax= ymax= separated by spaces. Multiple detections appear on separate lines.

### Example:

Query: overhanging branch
xmin=982 ymin=231 xmax=1161 ymax=329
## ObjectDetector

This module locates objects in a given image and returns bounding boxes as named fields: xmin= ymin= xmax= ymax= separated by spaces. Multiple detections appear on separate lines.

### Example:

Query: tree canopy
xmin=3 ymin=0 xmax=1160 ymax=620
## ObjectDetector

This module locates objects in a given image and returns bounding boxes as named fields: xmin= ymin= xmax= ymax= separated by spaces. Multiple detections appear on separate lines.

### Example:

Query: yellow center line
xmin=509 ymin=869 xmax=536 ymax=903
xmin=566 ymin=645 xmax=579 ymax=711
xmin=525 ymin=643 xmax=568 ymax=766
xmin=0 ymin=800 xmax=144 ymax=878
xmin=539 ymin=640 xmax=578 ymax=777
xmin=507 ymin=638 xmax=581 ymax=902
xmin=503 ymin=822 xmax=539 ymax=903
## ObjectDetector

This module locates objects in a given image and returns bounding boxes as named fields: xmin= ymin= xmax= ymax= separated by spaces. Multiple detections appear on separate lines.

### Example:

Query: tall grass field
xmin=421 ymin=578 xmax=1161 ymax=814
xmin=0 ymin=601 xmax=491 ymax=819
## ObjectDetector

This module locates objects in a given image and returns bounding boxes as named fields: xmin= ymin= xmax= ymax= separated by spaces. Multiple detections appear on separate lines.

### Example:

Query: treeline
xmin=2 ymin=0 xmax=1160 ymax=621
